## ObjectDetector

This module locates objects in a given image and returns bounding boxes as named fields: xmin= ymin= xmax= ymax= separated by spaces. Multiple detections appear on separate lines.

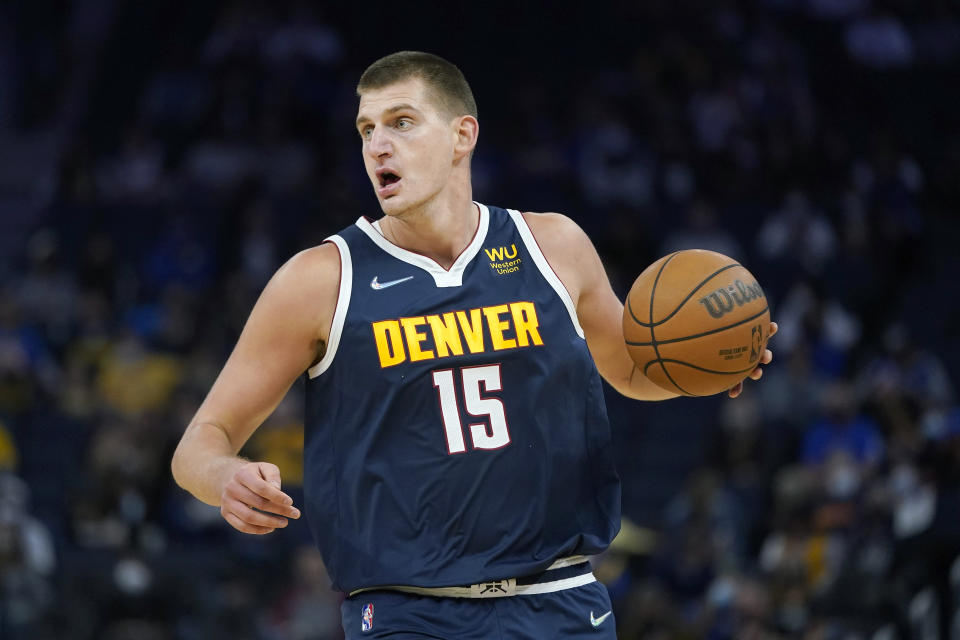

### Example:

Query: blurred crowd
xmin=1 ymin=1 xmax=959 ymax=639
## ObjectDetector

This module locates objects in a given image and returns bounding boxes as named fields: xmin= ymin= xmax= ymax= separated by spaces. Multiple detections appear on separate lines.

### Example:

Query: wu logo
xmin=484 ymin=244 xmax=518 ymax=261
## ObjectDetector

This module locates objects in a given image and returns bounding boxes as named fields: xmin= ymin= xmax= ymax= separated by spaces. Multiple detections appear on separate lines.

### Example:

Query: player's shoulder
xmin=285 ymin=241 xmax=341 ymax=270
xmin=519 ymin=211 xmax=592 ymax=252
xmin=520 ymin=210 xmax=578 ymax=228
xmin=517 ymin=212 xmax=597 ymax=299
xmin=258 ymin=242 xmax=342 ymax=340
xmin=271 ymin=242 xmax=341 ymax=297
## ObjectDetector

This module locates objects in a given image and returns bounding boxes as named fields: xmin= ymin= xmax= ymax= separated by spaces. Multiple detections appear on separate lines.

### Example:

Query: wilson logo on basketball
xmin=698 ymin=280 xmax=765 ymax=319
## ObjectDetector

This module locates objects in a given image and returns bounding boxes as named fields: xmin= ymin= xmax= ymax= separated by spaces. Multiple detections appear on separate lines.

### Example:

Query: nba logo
xmin=361 ymin=603 xmax=374 ymax=632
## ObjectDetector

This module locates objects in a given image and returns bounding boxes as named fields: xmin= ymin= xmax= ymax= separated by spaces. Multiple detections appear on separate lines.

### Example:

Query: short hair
xmin=357 ymin=51 xmax=478 ymax=120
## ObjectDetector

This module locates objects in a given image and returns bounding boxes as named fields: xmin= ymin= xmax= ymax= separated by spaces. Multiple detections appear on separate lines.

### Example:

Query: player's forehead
xmin=356 ymin=77 xmax=438 ymax=124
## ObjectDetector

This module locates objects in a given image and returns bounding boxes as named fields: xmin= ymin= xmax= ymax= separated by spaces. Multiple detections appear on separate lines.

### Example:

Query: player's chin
xmin=378 ymin=193 xmax=404 ymax=214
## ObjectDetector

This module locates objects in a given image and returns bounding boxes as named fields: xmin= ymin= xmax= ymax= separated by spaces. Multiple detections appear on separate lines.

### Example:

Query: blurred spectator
xmin=858 ymin=324 xmax=954 ymax=412
xmin=688 ymin=80 xmax=742 ymax=153
xmin=801 ymin=382 xmax=883 ymax=469
xmin=95 ymin=331 xmax=183 ymax=417
xmin=16 ymin=228 xmax=79 ymax=351
xmin=772 ymin=281 xmax=861 ymax=378
xmin=846 ymin=12 xmax=915 ymax=68
xmin=578 ymin=115 xmax=656 ymax=208
xmin=0 ymin=419 xmax=17 ymax=471
xmin=0 ymin=290 xmax=58 ymax=415
xmin=94 ymin=125 xmax=166 ymax=202
xmin=756 ymin=190 xmax=836 ymax=277
xmin=262 ymin=6 xmax=343 ymax=69
xmin=661 ymin=199 xmax=743 ymax=259
xmin=0 ymin=473 xmax=56 ymax=639
xmin=758 ymin=343 xmax=825 ymax=432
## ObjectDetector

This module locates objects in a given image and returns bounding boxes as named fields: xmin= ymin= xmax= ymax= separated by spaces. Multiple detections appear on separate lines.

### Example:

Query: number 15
xmin=432 ymin=364 xmax=511 ymax=454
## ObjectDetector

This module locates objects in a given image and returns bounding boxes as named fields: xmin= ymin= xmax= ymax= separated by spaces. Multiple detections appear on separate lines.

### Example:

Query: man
xmin=172 ymin=51 xmax=776 ymax=639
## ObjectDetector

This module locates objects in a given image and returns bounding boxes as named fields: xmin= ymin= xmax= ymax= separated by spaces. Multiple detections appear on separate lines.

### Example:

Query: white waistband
xmin=349 ymin=555 xmax=593 ymax=599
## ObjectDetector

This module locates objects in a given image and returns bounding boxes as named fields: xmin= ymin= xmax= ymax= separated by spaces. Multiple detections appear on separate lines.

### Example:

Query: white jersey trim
xmin=354 ymin=202 xmax=490 ymax=288
xmin=307 ymin=235 xmax=352 ymax=379
xmin=507 ymin=209 xmax=585 ymax=339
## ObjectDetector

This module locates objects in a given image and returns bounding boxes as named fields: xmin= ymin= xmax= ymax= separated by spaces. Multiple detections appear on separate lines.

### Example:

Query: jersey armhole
xmin=507 ymin=209 xmax=585 ymax=339
xmin=307 ymin=235 xmax=352 ymax=378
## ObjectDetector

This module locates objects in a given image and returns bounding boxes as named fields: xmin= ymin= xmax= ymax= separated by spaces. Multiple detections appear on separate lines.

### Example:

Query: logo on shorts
xmin=590 ymin=610 xmax=612 ymax=627
xmin=362 ymin=603 xmax=374 ymax=632
xmin=480 ymin=580 xmax=509 ymax=595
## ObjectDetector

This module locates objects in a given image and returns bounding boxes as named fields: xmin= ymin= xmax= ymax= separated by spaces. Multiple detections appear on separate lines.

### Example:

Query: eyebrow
xmin=356 ymin=103 xmax=419 ymax=127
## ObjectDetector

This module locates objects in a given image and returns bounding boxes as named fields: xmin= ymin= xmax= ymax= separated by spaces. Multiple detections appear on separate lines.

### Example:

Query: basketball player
xmin=171 ymin=51 xmax=776 ymax=639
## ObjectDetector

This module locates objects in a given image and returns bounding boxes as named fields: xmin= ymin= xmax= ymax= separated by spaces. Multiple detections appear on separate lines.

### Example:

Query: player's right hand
xmin=220 ymin=461 xmax=301 ymax=535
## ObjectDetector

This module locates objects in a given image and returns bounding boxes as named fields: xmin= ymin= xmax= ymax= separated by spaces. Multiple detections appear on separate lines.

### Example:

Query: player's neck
xmin=380 ymin=191 xmax=478 ymax=270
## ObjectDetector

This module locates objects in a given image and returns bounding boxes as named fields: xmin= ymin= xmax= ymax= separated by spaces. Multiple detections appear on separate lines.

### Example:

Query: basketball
xmin=623 ymin=249 xmax=771 ymax=396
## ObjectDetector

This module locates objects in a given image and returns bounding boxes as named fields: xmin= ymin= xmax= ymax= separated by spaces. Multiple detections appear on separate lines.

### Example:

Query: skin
xmin=171 ymin=75 xmax=776 ymax=535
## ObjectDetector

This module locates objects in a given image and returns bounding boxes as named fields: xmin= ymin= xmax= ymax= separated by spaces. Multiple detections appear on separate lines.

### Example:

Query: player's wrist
xmin=215 ymin=456 xmax=253 ymax=501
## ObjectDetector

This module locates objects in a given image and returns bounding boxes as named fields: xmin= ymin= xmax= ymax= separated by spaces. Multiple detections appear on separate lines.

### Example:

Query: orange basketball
xmin=622 ymin=249 xmax=771 ymax=396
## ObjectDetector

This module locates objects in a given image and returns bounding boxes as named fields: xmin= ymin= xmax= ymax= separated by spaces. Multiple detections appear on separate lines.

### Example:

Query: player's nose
xmin=366 ymin=127 xmax=393 ymax=158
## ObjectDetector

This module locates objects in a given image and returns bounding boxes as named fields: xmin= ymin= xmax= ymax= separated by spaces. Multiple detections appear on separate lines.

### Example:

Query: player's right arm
xmin=170 ymin=242 xmax=341 ymax=534
xmin=522 ymin=212 xmax=680 ymax=401
xmin=523 ymin=211 xmax=774 ymax=400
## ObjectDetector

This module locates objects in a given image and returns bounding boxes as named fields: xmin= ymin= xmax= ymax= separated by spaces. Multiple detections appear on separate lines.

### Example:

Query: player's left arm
xmin=522 ymin=212 xmax=774 ymax=400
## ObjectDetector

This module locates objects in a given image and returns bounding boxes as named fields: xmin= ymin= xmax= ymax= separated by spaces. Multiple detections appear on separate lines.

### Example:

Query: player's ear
xmin=452 ymin=115 xmax=478 ymax=161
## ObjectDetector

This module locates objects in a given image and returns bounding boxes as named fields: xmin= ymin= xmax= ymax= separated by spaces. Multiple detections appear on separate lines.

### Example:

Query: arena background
xmin=2 ymin=1 xmax=960 ymax=638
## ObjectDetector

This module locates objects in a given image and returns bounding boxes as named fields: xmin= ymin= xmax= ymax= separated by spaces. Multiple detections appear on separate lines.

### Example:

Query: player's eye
xmin=360 ymin=125 xmax=373 ymax=139
xmin=396 ymin=118 xmax=412 ymax=129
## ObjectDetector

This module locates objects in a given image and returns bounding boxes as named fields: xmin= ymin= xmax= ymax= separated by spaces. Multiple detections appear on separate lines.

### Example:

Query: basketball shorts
xmin=341 ymin=560 xmax=617 ymax=639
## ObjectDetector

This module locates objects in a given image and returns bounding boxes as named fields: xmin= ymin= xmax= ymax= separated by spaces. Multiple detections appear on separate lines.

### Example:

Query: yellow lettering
xmin=427 ymin=312 xmax=464 ymax=358
xmin=372 ymin=320 xmax=406 ymax=367
xmin=484 ymin=247 xmax=504 ymax=261
xmin=511 ymin=302 xmax=544 ymax=347
xmin=484 ymin=305 xmax=516 ymax=351
xmin=456 ymin=309 xmax=486 ymax=353
xmin=504 ymin=244 xmax=517 ymax=259
xmin=400 ymin=317 xmax=434 ymax=362
xmin=374 ymin=303 xmax=541 ymax=366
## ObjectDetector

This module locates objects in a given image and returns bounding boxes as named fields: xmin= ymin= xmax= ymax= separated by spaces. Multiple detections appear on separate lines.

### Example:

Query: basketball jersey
xmin=303 ymin=203 xmax=620 ymax=593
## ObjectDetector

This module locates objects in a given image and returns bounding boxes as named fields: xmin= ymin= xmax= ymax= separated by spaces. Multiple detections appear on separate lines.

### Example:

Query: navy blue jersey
xmin=303 ymin=203 xmax=620 ymax=593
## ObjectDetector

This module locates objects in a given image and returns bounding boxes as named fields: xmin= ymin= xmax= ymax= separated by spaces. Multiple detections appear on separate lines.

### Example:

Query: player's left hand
xmin=728 ymin=321 xmax=778 ymax=399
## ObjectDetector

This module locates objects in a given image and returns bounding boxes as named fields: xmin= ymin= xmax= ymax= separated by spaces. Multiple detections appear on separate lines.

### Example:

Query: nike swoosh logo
xmin=590 ymin=610 xmax=612 ymax=627
xmin=370 ymin=275 xmax=414 ymax=290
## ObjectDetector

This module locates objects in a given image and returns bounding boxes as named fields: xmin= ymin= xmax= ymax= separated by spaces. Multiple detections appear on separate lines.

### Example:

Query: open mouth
xmin=378 ymin=171 xmax=401 ymax=188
